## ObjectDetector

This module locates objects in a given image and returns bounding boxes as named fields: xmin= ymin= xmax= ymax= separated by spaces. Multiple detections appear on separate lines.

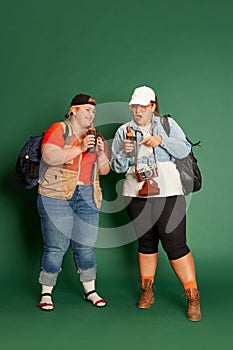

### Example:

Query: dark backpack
xmin=15 ymin=123 xmax=69 ymax=189
xmin=160 ymin=115 xmax=202 ymax=195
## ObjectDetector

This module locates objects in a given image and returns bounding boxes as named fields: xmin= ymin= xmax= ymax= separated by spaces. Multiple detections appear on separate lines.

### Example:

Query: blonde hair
xmin=66 ymin=105 xmax=81 ymax=119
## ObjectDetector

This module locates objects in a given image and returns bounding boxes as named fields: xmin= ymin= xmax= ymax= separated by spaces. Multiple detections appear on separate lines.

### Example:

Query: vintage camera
xmin=135 ymin=166 xmax=155 ymax=182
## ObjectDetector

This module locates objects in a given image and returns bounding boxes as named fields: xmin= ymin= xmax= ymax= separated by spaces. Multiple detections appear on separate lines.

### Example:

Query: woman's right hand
xmin=81 ymin=134 xmax=96 ymax=152
xmin=123 ymin=139 xmax=135 ymax=153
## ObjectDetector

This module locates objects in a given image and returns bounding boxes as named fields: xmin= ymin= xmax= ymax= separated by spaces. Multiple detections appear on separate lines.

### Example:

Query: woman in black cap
xmin=37 ymin=94 xmax=110 ymax=311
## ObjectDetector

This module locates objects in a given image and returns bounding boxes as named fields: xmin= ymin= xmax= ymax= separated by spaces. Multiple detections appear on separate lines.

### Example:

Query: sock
xmin=82 ymin=280 xmax=106 ymax=307
xmin=183 ymin=281 xmax=197 ymax=290
xmin=141 ymin=276 xmax=154 ymax=283
xmin=39 ymin=285 xmax=54 ymax=310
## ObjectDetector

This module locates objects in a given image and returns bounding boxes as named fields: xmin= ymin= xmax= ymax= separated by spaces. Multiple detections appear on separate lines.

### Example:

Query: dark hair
xmin=152 ymin=95 xmax=159 ymax=114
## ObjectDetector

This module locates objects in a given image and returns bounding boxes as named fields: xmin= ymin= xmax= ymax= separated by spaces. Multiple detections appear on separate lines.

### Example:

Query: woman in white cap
xmin=110 ymin=86 xmax=201 ymax=321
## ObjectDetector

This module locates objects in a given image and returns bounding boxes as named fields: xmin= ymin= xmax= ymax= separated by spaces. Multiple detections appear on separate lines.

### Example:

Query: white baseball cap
xmin=129 ymin=86 xmax=156 ymax=105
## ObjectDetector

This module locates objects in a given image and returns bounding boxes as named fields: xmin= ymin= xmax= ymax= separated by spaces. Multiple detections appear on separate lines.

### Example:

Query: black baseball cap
xmin=70 ymin=94 xmax=96 ymax=106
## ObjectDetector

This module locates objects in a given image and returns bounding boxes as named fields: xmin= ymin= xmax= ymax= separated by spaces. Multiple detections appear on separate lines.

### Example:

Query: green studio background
xmin=0 ymin=0 xmax=232 ymax=349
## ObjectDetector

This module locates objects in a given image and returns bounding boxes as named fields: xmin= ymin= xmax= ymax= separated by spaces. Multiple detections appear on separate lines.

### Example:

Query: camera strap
xmin=135 ymin=130 xmax=158 ymax=177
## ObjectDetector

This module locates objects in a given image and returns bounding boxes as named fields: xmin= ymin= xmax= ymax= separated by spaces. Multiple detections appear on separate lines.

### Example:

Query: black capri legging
xmin=126 ymin=195 xmax=190 ymax=260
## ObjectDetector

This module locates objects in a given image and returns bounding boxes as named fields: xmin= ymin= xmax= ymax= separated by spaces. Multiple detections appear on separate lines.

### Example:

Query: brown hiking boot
xmin=185 ymin=288 xmax=202 ymax=321
xmin=137 ymin=279 xmax=154 ymax=309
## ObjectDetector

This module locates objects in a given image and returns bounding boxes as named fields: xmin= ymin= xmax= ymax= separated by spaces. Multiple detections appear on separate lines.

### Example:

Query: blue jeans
xmin=37 ymin=185 xmax=99 ymax=286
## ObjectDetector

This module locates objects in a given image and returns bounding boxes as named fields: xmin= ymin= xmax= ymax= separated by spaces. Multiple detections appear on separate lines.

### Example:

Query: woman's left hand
xmin=96 ymin=136 xmax=105 ymax=155
xmin=140 ymin=135 xmax=162 ymax=147
xmin=96 ymin=136 xmax=110 ymax=175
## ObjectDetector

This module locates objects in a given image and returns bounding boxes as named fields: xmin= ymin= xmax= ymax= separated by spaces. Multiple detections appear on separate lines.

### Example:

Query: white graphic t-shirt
xmin=122 ymin=124 xmax=183 ymax=198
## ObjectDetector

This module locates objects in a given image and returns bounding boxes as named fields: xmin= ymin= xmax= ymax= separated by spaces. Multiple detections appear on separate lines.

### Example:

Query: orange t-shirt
xmin=42 ymin=122 xmax=108 ymax=184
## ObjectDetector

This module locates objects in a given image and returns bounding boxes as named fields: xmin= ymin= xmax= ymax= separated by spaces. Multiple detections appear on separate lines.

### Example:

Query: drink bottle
xmin=126 ymin=126 xmax=133 ymax=140
xmin=87 ymin=124 xmax=97 ymax=153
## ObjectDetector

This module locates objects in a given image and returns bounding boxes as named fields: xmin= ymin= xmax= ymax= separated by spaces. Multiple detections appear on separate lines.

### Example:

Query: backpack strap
xmin=61 ymin=121 xmax=74 ymax=146
xmin=63 ymin=122 xmax=70 ymax=140
xmin=186 ymin=137 xmax=201 ymax=147
xmin=160 ymin=114 xmax=171 ymax=136
xmin=160 ymin=115 xmax=201 ymax=148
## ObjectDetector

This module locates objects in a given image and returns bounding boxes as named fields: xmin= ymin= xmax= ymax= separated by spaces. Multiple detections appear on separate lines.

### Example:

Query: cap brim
xmin=129 ymin=98 xmax=151 ymax=105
